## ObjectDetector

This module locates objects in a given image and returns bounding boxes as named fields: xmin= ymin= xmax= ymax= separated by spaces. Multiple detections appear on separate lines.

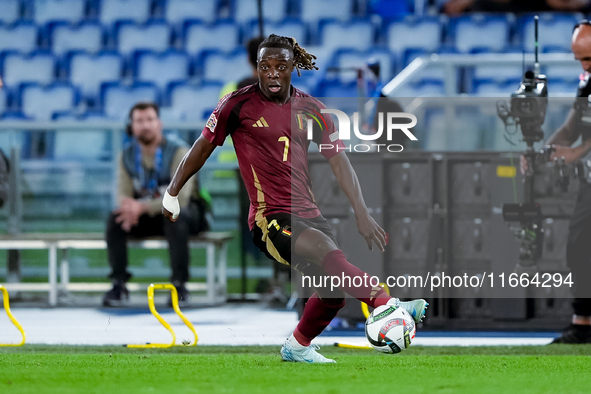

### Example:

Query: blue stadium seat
xmin=117 ymin=21 xmax=171 ymax=57
xmin=169 ymin=82 xmax=222 ymax=121
xmin=471 ymin=63 xmax=522 ymax=84
xmin=53 ymin=128 xmax=111 ymax=160
xmin=20 ymin=82 xmax=78 ymax=120
xmin=165 ymin=0 xmax=217 ymax=24
xmin=101 ymin=82 xmax=159 ymax=120
xmin=550 ymin=80 xmax=579 ymax=96
xmin=201 ymin=50 xmax=248 ymax=83
xmin=33 ymin=0 xmax=86 ymax=25
xmin=320 ymin=20 xmax=375 ymax=55
xmin=291 ymin=73 xmax=316 ymax=95
xmin=52 ymin=112 xmax=111 ymax=160
xmin=472 ymin=80 xmax=516 ymax=96
xmin=69 ymin=51 xmax=123 ymax=103
xmin=2 ymin=52 xmax=55 ymax=89
xmin=367 ymin=0 xmax=412 ymax=19
xmin=387 ymin=16 xmax=442 ymax=60
xmin=334 ymin=49 xmax=394 ymax=84
xmin=135 ymin=50 xmax=189 ymax=91
xmin=301 ymin=0 xmax=353 ymax=24
xmin=317 ymin=80 xmax=357 ymax=97
xmin=233 ymin=0 xmax=287 ymax=24
xmin=520 ymin=13 xmax=581 ymax=53
xmin=393 ymin=80 xmax=446 ymax=97
xmin=544 ymin=63 xmax=582 ymax=85
xmin=184 ymin=22 xmax=238 ymax=56
xmin=100 ymin=0 xmax=151 ymax=25
xmin=247 ymin=19 xmax=307 ymax=44
xmin=295 ymin=45 xmax=332 ymax=80
xmin=451 ymin=14 xmax=512 ymax=53
xmin=0 ymin=0 xmax=21 ymax=24
xmin=0 ymin=23 xmax=38 ymax=54
xmin=51 ymin=22 xmax=103 ymax=56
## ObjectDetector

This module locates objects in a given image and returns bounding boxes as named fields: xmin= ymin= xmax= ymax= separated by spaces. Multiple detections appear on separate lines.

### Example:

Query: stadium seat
xmin=100 ymin=0 xmax=151 ymax=25
xmin=135 ymin=50 xmax=189 ymax=91
xmin=367 ymin=0 xmax=412 ymax=19
xmin=20 ymin=82 xmax=78 ymax=120
xmin=317 ymin=80 xmax=358 ymax=97
xmin=295 ymin=45 xmax=332 ymax=81
xmin=544 ymin=63 xmax=582 ymax=85
xmin=319 ymin=20 xmax=375 ymax=56
xmin=101 ymin=82 xmax=159 ymax=120
xmin=233 ymin=0 xmax=287 ymax=24
xmin=2 ymin=52 xmax=55 ymax=89
xmin=393 ymin=80 xmax=446 ymax=97
xmin=169 ymin=82 xmax=222 ymax=121
xmin=165 ymin=0 xmax=217 ymax=24
xmin=333 ymin=49 xmax=394 ymax=85
xmin=201 ymin=50 xmax=248 ymax=83
xmin=51 ymin=22 xmax=104 ymax=56
xmin=471 ymin=63 xmax=522 ymax=84
xmin=117 ymin=21 xmax=171 ymax=57
xmin=472 ymin=80 xmax=516 ymax=96
xmin=550 ymin=80 xmax=579 ymax=96
xmin=184 ymin=22 xmax=239 ymax=56
xmin=301 ymin=0 xmax=353 ymax=24
xmin=451 ymin=14 xmax=512 ymax=53
xmin=520 ymin=13 xmax=581 ymax=53
xmin=0 ymin=23 xmax=38 ymax=54
xmin=0 ymin=0 xmax=21 ymax=24
xmin=247 ymin=19 xmax=307 ymax=45
xmin=53 ymin=128 xmax=110 ymax=160
xmin=69 ymin=51 xmax=123 ymax=103
xmin=33 ymin=0 xmax=86 ymax=25
xmin=387 ymin=16 xmax=442 ymax=61
xmin=291 ymin=73 xmax=317 ymax=95
xmin=52 ymin=111 xmax=111 ymax=160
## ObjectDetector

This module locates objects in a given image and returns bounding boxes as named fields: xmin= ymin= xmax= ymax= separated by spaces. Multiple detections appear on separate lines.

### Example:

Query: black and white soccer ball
xmin=365 ymin=305 xmax=416 ymax=354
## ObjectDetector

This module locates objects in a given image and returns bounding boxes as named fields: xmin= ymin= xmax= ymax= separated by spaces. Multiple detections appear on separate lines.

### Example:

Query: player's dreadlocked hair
xmin=258 ymin=34 xmax=318 ymax=76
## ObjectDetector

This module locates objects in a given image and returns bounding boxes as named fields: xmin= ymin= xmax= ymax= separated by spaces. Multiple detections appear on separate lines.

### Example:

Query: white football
xmin=365 ymin=305 xmax=416 ymax=354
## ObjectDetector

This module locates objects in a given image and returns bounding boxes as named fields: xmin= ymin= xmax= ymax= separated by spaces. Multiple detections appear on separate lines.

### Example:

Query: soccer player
xmin=163 ymin=34 xmax=427 ymax=363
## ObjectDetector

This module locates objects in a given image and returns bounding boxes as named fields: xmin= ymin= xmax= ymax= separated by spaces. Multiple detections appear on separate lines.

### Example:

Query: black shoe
xmin=550 ymin=324 xmax=591 ymax=344
xmin=102 ymin=282 xmax=130 ymax=307
xmin=168 ymin=282 xmax=190 ymax=308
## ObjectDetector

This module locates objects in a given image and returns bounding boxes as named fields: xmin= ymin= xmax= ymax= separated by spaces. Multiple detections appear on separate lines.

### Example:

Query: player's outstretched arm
xmin=163 ymin=135 xmax=216 ymax=222
xmin=327 ymin=151 xmax=386 ymax=252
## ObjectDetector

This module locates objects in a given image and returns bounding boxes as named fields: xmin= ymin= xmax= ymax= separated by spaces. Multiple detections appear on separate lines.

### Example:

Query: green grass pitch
xmin=1 ymin=345 xmax=591 ymax=393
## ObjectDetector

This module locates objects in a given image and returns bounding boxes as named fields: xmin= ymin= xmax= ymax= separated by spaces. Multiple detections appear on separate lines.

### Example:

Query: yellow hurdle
xmin=360 ymin=282 xmax=391 ymax=319
xmin=0 ymin=285 xmax=26 ymax=347
xmin=127 ymin=283 xmax=198 ymax=349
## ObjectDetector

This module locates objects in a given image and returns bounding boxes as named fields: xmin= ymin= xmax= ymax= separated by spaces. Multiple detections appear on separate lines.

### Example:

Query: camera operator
xmin=522 ymin=22 xmax=591 ymax=343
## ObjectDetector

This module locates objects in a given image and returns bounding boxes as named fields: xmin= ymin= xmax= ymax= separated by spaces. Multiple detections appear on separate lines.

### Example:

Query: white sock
xmin=288 ymin=334 xmax=307 ymax=349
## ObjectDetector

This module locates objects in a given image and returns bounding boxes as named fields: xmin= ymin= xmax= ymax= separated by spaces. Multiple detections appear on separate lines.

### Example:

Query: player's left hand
xmin=356 ymin=211 xmax=387 ymax=252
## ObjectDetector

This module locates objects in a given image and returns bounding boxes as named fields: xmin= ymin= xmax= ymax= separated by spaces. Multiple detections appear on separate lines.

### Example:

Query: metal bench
xmin=0 ymin=231 xmax=232 ymax=306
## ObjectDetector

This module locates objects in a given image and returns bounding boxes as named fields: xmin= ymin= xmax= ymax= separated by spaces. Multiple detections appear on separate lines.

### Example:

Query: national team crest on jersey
xmin=295 ymin=113 xmax=307 ymax=131
xmin=206 ymin=113 xmax=217 ymax=133
xmin=295 ymin=108 xmax=327 ymax=133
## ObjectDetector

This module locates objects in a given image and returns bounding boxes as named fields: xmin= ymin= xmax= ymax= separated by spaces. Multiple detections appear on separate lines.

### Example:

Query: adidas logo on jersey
xmin=252 ymin=117 xmax=269 ymax=127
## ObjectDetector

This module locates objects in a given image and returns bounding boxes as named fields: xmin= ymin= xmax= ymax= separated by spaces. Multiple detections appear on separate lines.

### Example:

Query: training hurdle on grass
xmin=0 ymin=285 xmax=26 ymax=347
xmin=0 ymin=232 xmax=232 ymax=306
xmin=127 ymin=283 xmax=198 ymax=349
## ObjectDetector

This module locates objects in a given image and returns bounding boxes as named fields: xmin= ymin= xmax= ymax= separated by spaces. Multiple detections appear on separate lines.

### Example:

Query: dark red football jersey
xmin=202 ymin=83 xmax=345 ymax=230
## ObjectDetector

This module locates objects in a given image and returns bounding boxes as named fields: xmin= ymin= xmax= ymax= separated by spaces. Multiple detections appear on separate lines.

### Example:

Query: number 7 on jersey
xmin=278 ymin=136 xmax=289 ymax=161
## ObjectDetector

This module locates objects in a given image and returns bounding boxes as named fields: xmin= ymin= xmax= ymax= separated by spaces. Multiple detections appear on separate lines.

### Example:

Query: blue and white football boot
xmin=280 ymin=335 xmax=336 ymax=363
